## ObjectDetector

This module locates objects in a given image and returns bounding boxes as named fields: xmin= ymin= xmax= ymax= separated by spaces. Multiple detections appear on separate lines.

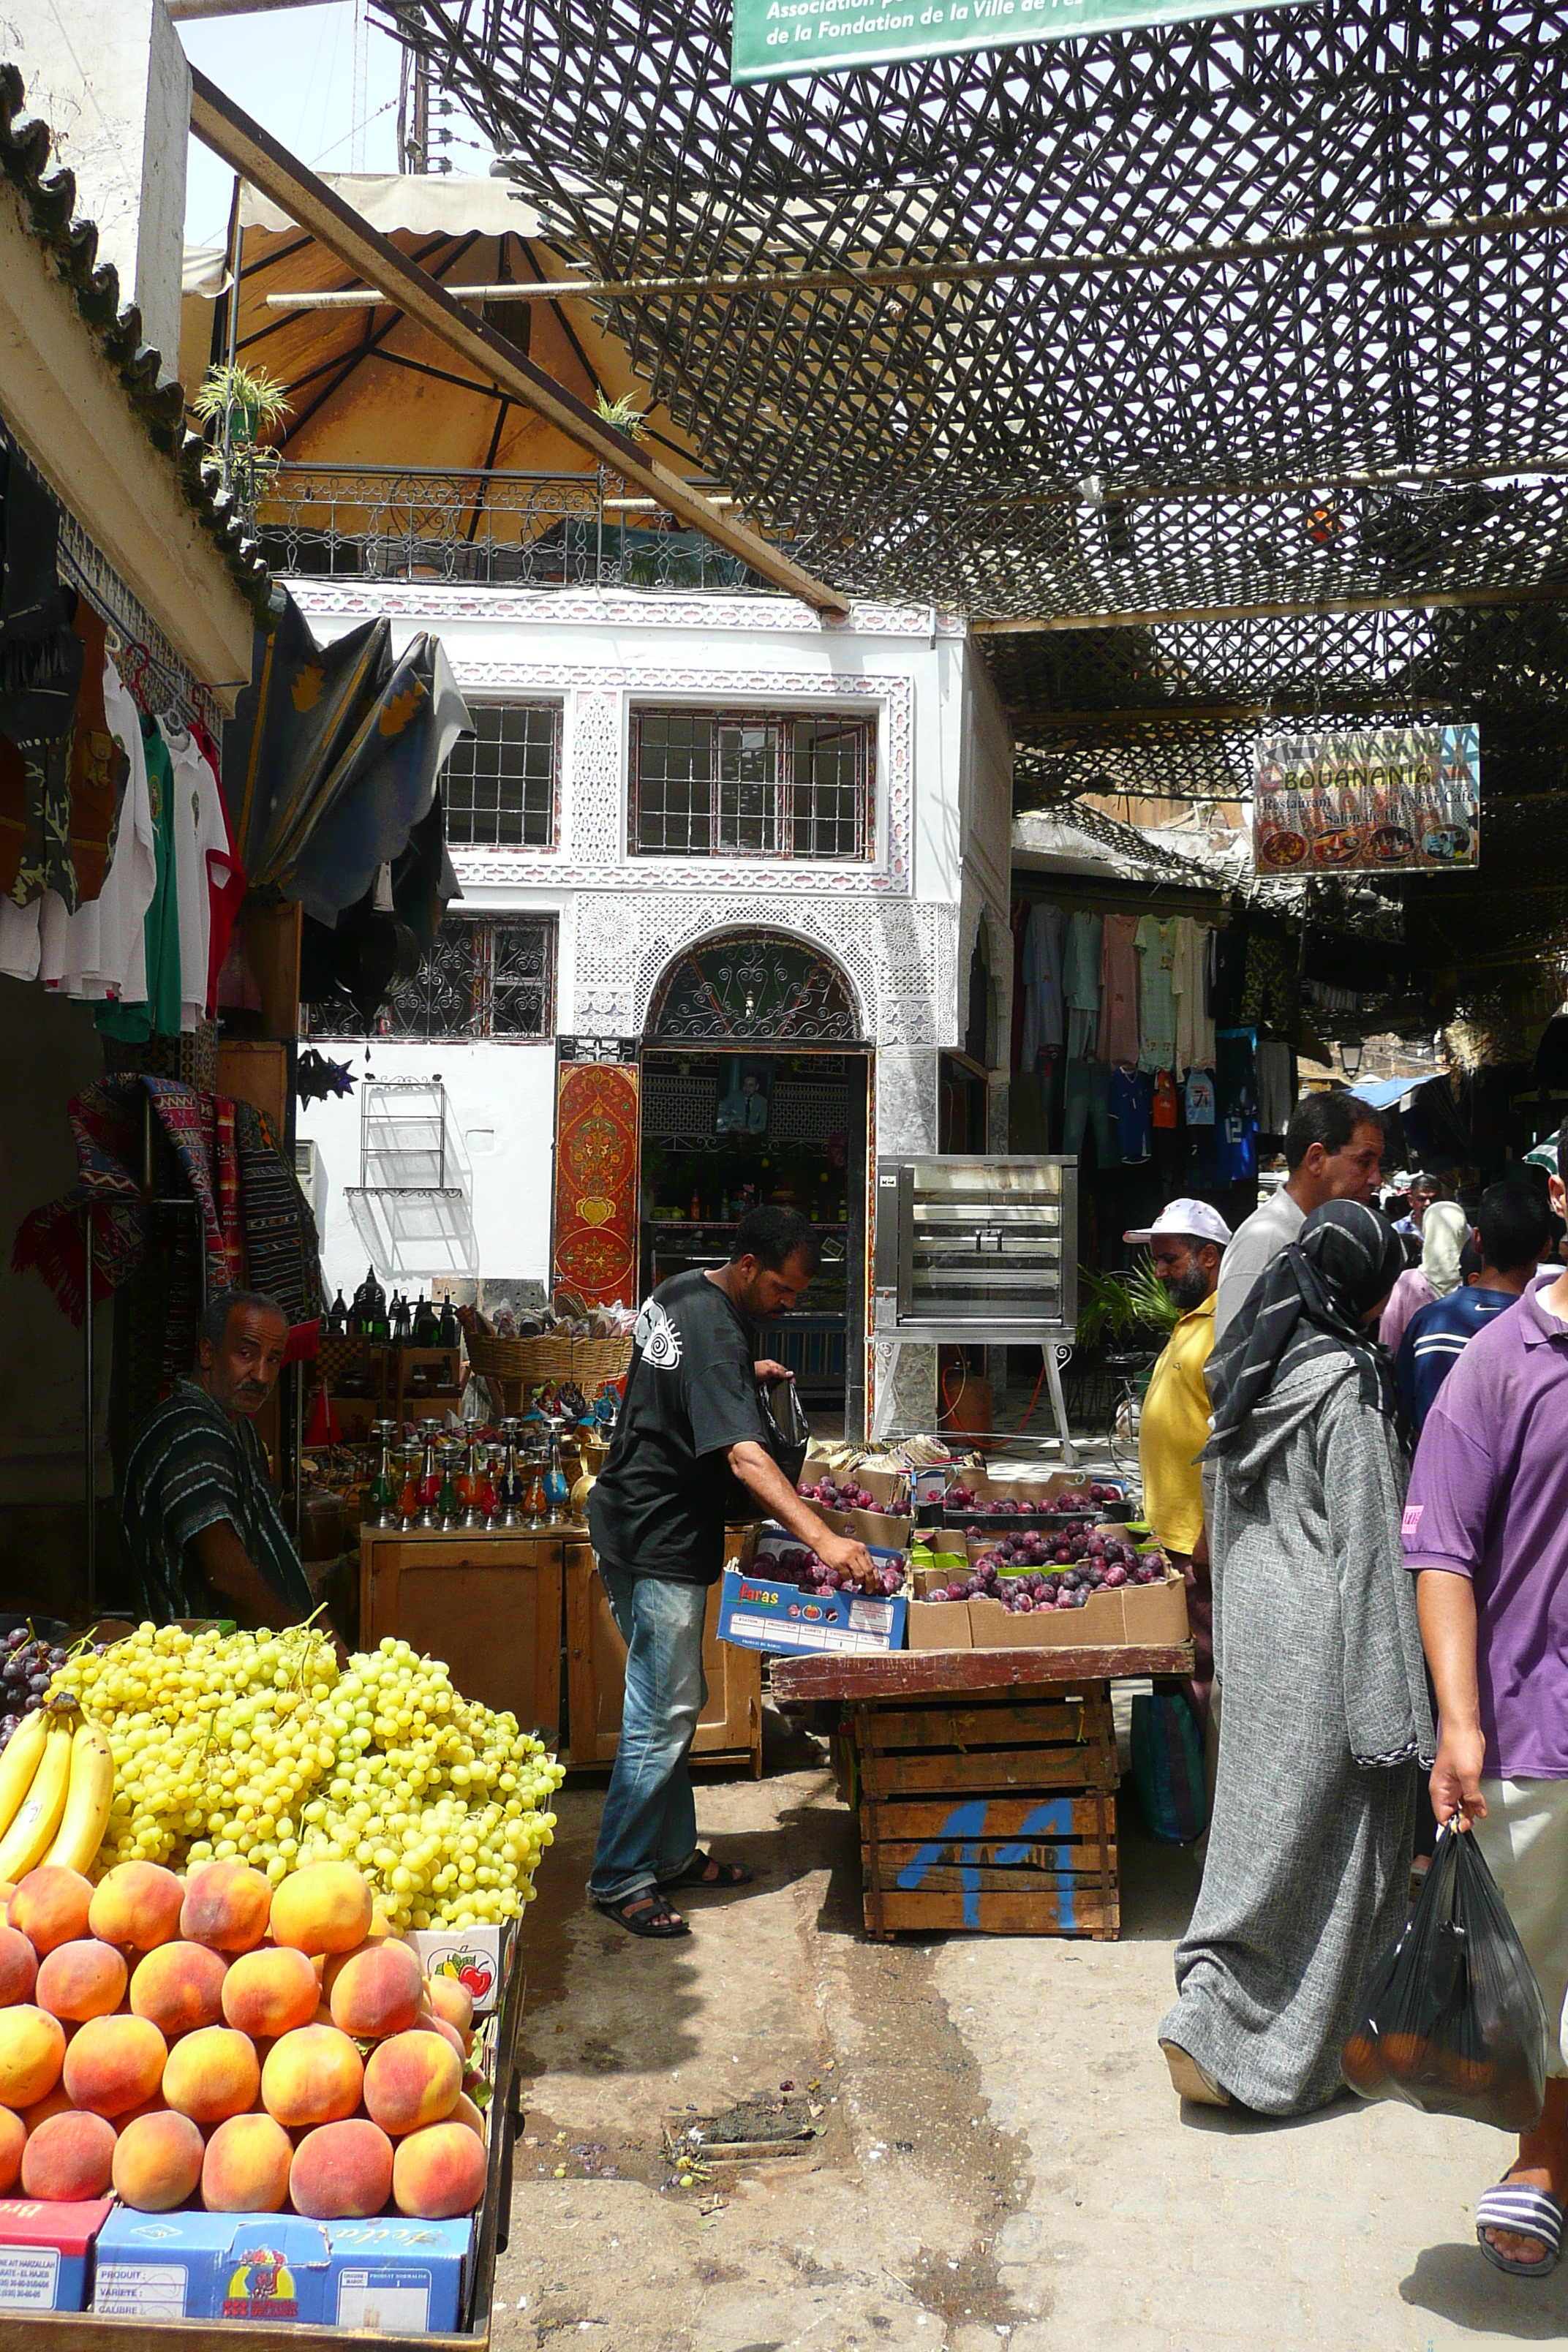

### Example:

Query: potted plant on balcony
xmin=192 ymin=363 xmax=293 ymax=527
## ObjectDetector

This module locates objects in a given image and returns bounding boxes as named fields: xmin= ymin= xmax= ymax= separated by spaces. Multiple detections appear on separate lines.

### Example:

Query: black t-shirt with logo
xmin=587 ymin=1269 xmax=770 ymax=1584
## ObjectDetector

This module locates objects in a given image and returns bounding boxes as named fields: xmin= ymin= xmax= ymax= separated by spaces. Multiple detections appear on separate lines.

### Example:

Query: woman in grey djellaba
xmin=1158 ymin=1199 xmax=1433 ymax=2114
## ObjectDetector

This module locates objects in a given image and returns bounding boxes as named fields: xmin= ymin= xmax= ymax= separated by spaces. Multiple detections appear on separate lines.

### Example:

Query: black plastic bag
xmin=1343 ymin=1819 xmax=1548 ymax=2134
xmin=758 ymin=1372 xmax=810 ymax=1488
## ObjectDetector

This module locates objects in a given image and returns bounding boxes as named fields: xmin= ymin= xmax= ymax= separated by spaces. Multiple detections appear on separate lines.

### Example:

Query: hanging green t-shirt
xmin=97 ymin=715 xmax=181 ymax=1041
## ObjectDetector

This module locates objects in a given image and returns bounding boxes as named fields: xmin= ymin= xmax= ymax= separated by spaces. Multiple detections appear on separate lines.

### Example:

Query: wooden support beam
xmin=260 ymin=193 xmax=1568 ymax=308
xmin=185 ymin=69 xmax=851 ymax=617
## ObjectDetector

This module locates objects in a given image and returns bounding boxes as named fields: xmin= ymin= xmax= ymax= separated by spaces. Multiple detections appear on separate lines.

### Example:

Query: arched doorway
xmin=638 ymin=930 xmax=869 ymax=1430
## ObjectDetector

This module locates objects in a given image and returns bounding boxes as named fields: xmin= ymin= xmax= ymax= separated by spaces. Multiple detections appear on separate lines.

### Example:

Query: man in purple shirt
xmin=1405 ymin=1117 xmax=1568 ymax=2275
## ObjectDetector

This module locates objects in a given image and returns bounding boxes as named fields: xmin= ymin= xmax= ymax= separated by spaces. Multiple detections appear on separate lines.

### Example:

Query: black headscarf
xmin=1202 ymin=1198 xmax=1406 ymax=1460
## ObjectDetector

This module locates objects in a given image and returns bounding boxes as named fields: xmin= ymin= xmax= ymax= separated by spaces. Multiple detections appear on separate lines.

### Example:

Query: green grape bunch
xmin=48 ymin=1626 xmax=565 ymax=1934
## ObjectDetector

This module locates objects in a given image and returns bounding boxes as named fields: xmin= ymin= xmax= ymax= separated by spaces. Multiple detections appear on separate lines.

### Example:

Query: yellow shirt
xmin=1138 ymin=1291 xmax=1216 ymax=1557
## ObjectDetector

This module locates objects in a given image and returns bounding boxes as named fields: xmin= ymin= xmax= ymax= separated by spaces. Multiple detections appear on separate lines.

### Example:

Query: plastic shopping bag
xmin=1342 ymin=1818 xmax=1548 ymax=2133
xmin=1130 ymin=1692 xmax=1207 ymax=1844
xmin=758 ymin=1372 xmax=810 ymax=1487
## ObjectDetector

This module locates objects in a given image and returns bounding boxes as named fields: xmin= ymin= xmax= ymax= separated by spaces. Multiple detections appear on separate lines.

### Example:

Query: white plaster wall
xmin=5 ymin=0 xmax=189 ymax=374
xmin=298 ymin=1039 xmax=557 ymax=1305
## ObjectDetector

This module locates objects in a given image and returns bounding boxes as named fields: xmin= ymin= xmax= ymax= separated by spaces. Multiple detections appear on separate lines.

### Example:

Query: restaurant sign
xmin=1253 ymin=723 xmax=1480 ymax=877
xmin=732 ymin=0 xmax=1310 ymax=86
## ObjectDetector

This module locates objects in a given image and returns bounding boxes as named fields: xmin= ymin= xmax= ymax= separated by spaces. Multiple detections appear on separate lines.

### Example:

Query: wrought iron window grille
xmin=644 ymin=932 xmax=862 ymax=1041
xmin=307 ymin=918 xmax=557 ymax=1042
xmin=630 ymin=708 xmax=874 ymax=859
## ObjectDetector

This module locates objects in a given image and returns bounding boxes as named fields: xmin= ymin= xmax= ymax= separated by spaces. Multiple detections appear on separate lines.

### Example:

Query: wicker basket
xmin=465 ymin=1332 xmax=575 ymax=1384
xmin=572 ymin=1336 xmax=633 ymax=1386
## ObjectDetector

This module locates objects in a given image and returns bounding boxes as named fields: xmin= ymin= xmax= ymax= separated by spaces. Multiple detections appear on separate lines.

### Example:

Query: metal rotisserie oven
xmin=872 ymin=1155 xmax=1077 ymax=1341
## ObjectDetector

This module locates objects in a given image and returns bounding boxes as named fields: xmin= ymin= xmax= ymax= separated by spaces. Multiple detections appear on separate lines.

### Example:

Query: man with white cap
xmin=1123 ymin=1199 xmax=1232 ymax=1718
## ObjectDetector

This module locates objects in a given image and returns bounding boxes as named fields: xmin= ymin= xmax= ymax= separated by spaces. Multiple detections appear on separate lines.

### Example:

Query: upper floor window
xmin=443 ymin=704 xmax=560 ymax=848
xmin=630 ymin=709 xmax=874 ymax=860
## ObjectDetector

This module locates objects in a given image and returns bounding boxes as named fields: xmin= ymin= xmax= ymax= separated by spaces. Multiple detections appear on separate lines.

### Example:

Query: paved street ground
xmin=494 ymin=1721 xmax=1567 ymax=2352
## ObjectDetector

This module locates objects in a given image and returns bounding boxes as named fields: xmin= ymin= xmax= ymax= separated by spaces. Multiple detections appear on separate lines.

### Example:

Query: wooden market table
xmin=359 ymin=1525 xmax=764 ymax=1776
xmin=772 ymin=1642 xmax=1194 ymax=1941
xmin=565 ymin=1553 xmax=762 ymax=1778
xmin=359 ymin=1523 xmax=584 ymax=1745
xmin=0 ymin=1911 xmax=528 ymax=2352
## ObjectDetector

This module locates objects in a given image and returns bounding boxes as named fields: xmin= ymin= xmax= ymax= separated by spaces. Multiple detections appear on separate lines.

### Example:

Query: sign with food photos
xmin=1253 ymin=723 xmax=1480 ymax=876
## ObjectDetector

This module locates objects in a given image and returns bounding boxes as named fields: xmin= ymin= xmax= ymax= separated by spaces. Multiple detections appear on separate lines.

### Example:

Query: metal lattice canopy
xmin=375 ymin=0 xmax=1568 ymax=971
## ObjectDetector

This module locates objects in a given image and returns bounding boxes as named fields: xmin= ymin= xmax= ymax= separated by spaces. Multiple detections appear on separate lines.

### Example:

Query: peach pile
xmin=0 ymin=1857 xmax=491 ymax=2218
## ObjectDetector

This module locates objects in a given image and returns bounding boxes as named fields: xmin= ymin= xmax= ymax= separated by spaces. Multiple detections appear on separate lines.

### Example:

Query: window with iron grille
xmin=630 ymin=709 xmax=874 ymax=859
xmin=339 ymin=917 xmax=556 ymax=1041
xmin=442 ymin=704 xmax=560 ymax=848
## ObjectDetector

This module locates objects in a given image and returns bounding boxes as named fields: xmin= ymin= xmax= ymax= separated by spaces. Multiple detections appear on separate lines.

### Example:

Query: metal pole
xmin=1043 ymin=1343 xmax=1077 ymax=1473
xmin=83 ymin=1212 xmax=97 ymax=1621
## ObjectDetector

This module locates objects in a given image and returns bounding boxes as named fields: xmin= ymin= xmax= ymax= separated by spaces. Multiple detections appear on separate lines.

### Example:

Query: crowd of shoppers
xmin=1150 ymin=1103 xmax=1568 ymax=2279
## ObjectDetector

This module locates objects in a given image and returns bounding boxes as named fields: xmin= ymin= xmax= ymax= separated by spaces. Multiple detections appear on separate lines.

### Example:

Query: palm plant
xmin=192 ymin=363 xmax=292 ymax=521
xmin=1076 ymin=1253 xmax=1180 ymax=1348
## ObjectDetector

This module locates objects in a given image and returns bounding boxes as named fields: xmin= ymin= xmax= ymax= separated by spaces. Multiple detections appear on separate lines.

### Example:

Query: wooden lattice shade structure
xmin=377 ymin=0 xmax=1568 ymax=968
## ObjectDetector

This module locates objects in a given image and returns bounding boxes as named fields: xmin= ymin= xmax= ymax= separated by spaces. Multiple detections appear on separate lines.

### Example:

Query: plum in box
xmin=906 ymin=1569 xmax=1189 ymax=1654
xmin=718 ymin=1556 xmax=908 ymax=1656
xmin=0 ymin=2199 xmax=110 ymax=2312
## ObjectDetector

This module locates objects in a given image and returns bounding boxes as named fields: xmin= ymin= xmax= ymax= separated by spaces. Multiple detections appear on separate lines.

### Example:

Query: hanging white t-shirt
xmin=159 ymin=717 xmax=230 ymax=1030
xmin=37 ymin=659 xmax=157 ymax=1002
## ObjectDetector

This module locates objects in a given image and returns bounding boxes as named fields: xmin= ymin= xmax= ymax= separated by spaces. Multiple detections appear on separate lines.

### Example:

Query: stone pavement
xmin=494 ymin=1737 xmax=1568 ymax=2352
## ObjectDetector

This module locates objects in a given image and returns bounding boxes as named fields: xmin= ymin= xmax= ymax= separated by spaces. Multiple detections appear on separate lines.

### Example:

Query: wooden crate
xmin=565 ymin=1549 xmax=762 ymax=1777
xmin=854 ymin=1689 xmax=1119 ymax=1941
xmin=359 ymin=1526 xmax=565 ymax=1743
xmin=0 ymin=1898 xmax=525 ymax=2352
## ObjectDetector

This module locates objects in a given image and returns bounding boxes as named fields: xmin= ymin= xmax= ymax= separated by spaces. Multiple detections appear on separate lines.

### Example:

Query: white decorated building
xmin=295 ymin=580 xmax=1012 ymax=1439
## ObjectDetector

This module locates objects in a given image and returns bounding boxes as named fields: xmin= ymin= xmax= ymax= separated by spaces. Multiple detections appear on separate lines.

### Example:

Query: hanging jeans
xmin=587 ymin=1564 xmax=708 ymax=1902
xmin=1063 ymin=1058 xmax=1120 ymax=1168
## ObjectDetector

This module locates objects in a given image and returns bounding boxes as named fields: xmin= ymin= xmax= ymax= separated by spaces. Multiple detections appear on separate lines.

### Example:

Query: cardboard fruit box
xmin=815 ymin=1503 xmax=913 ymax=1548
xmin=941 ymin=1469 xmax=1126 ymax=1533
xmin=906 ymin=1567 xmax=1190 ymax=1654
xmin=800 ymin=1457 xmax=912 ymax=1514
xmin=718 ymin=1527 xmax=910 ymax=1654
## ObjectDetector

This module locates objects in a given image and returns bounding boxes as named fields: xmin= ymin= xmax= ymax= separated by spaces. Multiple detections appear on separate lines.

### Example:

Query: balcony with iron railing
xmin=255 ymin=462 xmax=774 ymax=594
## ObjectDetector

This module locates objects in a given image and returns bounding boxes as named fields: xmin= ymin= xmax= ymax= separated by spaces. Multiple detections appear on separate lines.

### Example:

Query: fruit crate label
xmin=336 ymin=2268 xmax=432 ymax=2332
xmin=0 ymin=2249 xmax=61 ymax=2309
xmin=94 ymin=2261 xmax=187 ymax=2318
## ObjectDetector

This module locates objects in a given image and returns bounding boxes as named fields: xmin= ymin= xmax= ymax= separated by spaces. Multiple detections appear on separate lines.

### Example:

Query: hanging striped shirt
xmin=121 ymin=1379 xmax=314 ymax=1625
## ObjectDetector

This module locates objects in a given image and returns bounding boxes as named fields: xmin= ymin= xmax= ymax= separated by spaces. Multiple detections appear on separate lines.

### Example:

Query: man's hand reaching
xmin=754 ymin=1360 xmax=794 ymax=1384
xmin=815 ymin=1531 xmax=876 ymax=1583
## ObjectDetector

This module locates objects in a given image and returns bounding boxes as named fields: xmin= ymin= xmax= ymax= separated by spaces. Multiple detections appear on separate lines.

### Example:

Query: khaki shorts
xmin=1473 ymin=1776 xmax=1568 ymax=2079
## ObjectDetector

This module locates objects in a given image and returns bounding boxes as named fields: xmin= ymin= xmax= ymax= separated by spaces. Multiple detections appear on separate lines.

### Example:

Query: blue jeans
xmin=1063 ymin=1057 xmax=1120 ymax=1168
xmin=587 ymin=1565 xmax=708 ymax=1902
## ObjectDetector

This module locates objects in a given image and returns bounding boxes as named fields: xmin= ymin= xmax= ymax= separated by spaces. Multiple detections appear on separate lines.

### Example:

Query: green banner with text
xmin=732 ymin=0 xmax=1308 ymax=84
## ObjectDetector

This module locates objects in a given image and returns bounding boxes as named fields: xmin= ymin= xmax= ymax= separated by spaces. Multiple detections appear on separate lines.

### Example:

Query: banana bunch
xmin=0 ymin=1700 xmax=113 ymax=1882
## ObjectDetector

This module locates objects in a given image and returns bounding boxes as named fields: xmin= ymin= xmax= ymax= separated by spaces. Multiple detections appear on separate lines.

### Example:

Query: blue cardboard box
xmin=325 ymin=2217 xmax=473 ymax=2332
xmin=92 ymin=2209 xmax=331 ymax=2322
xmin=0 ymin=2198 xmax=111 ymax=2311
xmin=92 ymin=2208 xmax=475 ymax=2334
xmin=717 ymin=1550 xmax=908 ymax=1656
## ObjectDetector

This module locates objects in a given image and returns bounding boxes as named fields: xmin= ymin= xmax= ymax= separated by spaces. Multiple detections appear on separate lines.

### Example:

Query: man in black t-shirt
xmin=587 ymin=1205 xmax=874 ymax=1937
